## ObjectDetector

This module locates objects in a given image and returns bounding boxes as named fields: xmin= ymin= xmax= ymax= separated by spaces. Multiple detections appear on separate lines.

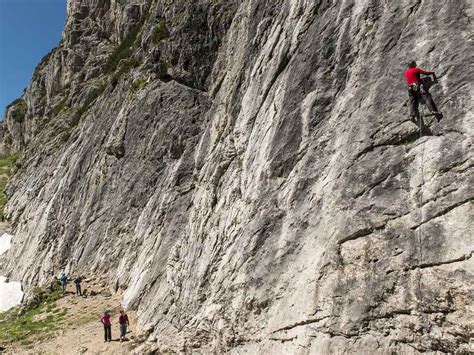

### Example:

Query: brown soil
xmin=4 ymin=279 xmax=137 ymax=355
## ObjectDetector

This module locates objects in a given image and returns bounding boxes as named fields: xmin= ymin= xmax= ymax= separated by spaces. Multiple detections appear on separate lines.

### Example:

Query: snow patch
xmin=0 ymin=276 xmax=23 ymax=312
xmin=0 ymin=232 xmax=13 ymax=255
xmin=0 ymin=233 xmax=24 ymax=312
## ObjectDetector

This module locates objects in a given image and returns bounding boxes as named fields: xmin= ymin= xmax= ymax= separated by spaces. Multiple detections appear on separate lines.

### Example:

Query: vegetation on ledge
xmin=104 ymin=18 xmax=145 ymax=75
xmin=151 ymin=20 xmax=170 ymax=45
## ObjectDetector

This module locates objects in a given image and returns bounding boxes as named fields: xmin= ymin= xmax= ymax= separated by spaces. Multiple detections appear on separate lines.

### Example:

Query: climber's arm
xmin=418 ymin=68 xmax=437 ymax=82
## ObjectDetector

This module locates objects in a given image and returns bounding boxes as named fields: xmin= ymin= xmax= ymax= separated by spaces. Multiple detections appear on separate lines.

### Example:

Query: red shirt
xmin=101 ymin=314 xmax=111 ymax=326
xmin=119 ymin=314 xmax=129 ymax=325
xmin=404 ymin=67 xmax=432 ymax=85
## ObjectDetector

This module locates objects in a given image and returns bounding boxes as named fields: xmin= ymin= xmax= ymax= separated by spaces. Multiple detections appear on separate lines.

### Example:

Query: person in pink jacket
xmin=100 ymin=310 xmax=112 ymax=342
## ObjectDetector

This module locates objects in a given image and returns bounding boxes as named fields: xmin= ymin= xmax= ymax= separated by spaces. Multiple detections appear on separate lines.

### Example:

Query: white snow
xmin=0 ymin=276 xmax=23 ymax=312
xmin=0 ymin=232 xmax=13 ymax=255
xmin=0 ymin=233 xmax=24 ymax=312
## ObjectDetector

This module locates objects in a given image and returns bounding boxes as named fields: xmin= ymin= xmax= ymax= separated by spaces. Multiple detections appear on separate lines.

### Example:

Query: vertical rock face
xmin=1 ymin=0 xmax=473 ymax=353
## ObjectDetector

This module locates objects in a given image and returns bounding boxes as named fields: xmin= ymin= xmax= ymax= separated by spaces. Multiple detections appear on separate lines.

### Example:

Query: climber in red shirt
xmin=405 ymin=61 xmax=443 ymax=122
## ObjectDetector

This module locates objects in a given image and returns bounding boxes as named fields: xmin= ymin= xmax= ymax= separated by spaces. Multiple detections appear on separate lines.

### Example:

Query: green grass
xmin=132 ymin=77 xmax=147 ymax=92
xmin=151 ymin=20 xmax=170 ymax=45
xmin=103 ymin=7 xmax=150 ymax=86
xmin=0 ymin=285 xmax=66 ymax=345
xmin=77 ymin=84 xmax=106 ymax=116
xmin=31 ymin=285 xmax=64 ymax=304
xmin=0 ymin=152 xmax=21 ymax=219
xmin=104 ymin=24 xmax=142 ymax=74
xmin=111 ymin=58 xmax=140 ymax=87
xmin=50 ymin=98 xmax=68 ymax=117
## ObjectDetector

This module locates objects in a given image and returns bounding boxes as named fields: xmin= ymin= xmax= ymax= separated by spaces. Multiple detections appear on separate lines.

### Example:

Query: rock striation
xmin=1 ymin=0 xmax=473 ymax=353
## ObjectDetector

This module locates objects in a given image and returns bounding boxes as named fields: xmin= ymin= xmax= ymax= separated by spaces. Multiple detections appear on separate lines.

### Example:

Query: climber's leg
xmin=421 ymin=91 xmax=443 ymax=121
xmin=408 ymin=86 xmax=420 ymax=122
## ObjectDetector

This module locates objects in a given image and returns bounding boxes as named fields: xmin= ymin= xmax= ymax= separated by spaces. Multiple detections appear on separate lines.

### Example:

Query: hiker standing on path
xmin=119 ymin=310 xmax=130 ymax=342
xmin=101 ymin=310 xmax=112 ymax=342
xmin=73 ymin=276 xmax=82 ymax=296
xmin=404 ymin=61 xmax=443 ymax=121
xmin=59 ymin=273 xmax=68 ymax=293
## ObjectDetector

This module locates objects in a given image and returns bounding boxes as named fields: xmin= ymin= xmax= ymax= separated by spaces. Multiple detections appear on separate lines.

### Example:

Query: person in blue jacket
xmin=59 ymin=273 xmax=68 ymax=293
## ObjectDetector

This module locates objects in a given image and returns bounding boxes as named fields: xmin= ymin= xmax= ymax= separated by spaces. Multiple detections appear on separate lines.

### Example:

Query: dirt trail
xmin=4 ymin=280 xmax=138 ymax=355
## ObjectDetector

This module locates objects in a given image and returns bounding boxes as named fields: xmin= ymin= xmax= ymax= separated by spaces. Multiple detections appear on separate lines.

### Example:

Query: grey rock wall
xmin=1 ymin=0 xmax=473 ymax=353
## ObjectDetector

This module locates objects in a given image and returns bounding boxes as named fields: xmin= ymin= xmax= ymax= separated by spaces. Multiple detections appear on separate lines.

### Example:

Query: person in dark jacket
xmin=119 ymin=310 xmax=130 ymax=342
xmin=73 ymin=276 xmax=82 ymax=296
xmin=404 ymin=61 xmax=443 ymax=122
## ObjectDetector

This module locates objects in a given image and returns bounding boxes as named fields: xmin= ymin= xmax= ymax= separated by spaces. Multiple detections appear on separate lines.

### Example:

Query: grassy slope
xmin=0 ymin=285 xmax=67 ymax=348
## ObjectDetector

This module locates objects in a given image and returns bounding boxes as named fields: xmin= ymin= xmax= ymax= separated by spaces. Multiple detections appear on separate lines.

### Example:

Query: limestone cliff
xmin=1 ymin=0 xmax=473 ymax=353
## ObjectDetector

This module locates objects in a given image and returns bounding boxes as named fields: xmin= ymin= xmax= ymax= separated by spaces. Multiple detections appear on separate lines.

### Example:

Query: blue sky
xmin=0 ymin=0 xmax=66 ymax=117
